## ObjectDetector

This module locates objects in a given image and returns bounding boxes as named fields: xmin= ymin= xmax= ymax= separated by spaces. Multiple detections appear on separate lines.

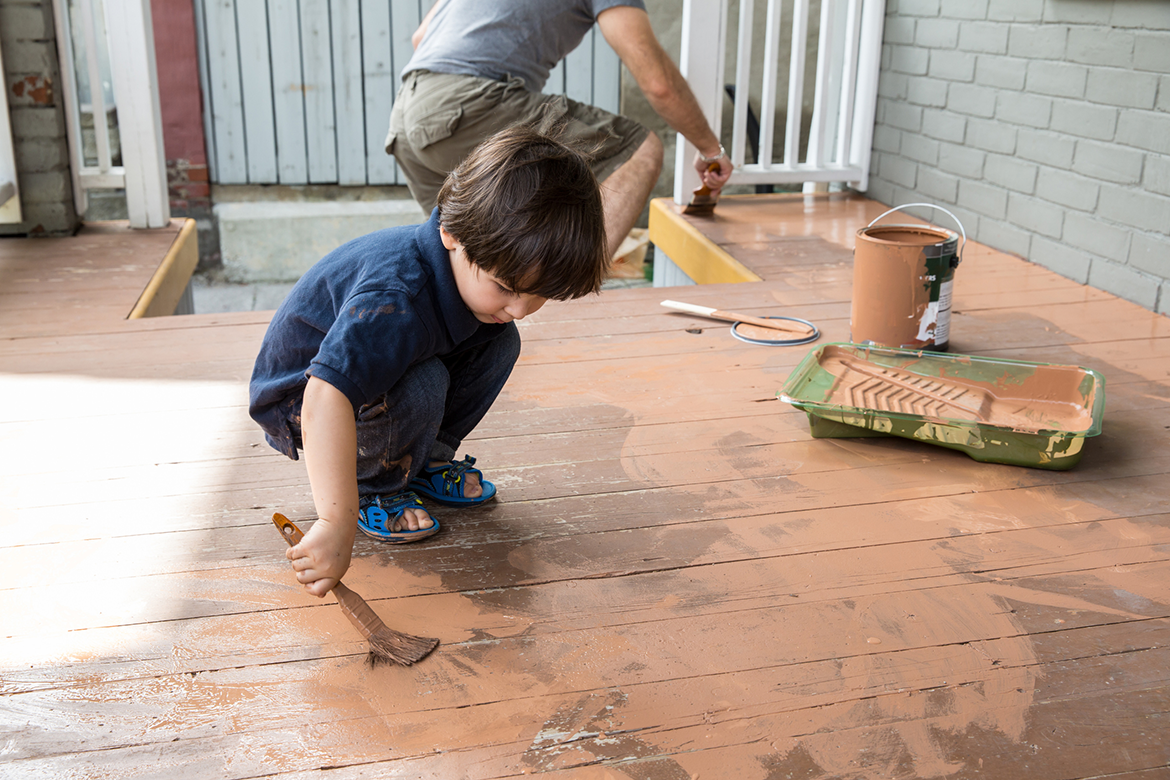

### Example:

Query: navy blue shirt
xmin=249 ymin=209 xmax=506 ymax=459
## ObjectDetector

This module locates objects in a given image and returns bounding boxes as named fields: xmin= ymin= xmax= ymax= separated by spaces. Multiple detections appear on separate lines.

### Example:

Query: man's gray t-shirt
xmin=404 ymin=0 xmax=647 ymax=93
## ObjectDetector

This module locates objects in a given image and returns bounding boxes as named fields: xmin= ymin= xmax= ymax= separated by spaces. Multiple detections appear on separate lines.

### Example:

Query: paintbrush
xmin=272 ymin=512 xmax=438 ymax=666
xmin=661 ymin=299 xmax=816 ymax=337
xmin=681 ymin=161 xmax=722 ymax=215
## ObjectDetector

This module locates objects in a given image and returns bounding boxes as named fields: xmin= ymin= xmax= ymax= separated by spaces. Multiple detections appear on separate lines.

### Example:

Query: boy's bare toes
xmin=396 ymin=507 xmax=434 ymax=531
xmin=463 ymin=474 xmax=483 ymax=498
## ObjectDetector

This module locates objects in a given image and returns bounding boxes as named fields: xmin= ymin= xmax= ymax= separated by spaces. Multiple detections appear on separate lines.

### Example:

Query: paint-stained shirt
xmin=404 ymin=0 xmax=647 ymax=93
xmin=248 ymin=209 xmax=505 ymax=459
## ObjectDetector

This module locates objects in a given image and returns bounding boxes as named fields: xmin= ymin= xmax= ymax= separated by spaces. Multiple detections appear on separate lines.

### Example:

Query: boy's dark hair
xmin=436 ymin=123 xmax=608 ymax=300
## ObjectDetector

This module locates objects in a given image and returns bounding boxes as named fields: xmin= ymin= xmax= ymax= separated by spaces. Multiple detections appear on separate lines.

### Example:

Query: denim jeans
xmin=351 ymin=324 xmax=520 ymax=498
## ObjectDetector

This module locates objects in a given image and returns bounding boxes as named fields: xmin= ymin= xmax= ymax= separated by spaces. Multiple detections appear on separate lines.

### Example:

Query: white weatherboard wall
xmin=865 ymin=0 xmax=1170 ymax=316
xmin=195 ymin=0 xmax=621 ymax=187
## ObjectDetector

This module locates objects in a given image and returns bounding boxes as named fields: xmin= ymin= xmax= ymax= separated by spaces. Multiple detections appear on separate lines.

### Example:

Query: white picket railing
xmin=0 ymin=36 xmax=21 ymax=224
xmin=673 ymin=0 xmax=886 ymax=203
xmin=52 ymin=0 xmax=170 ymax=228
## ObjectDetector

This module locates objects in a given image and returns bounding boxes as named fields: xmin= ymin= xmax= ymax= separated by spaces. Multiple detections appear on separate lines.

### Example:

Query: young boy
xmin=249 ymin=125 xmax=608 ymax=598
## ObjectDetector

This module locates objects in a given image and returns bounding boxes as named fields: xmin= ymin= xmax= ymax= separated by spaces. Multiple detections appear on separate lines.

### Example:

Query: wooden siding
xmin=197 ymin=0 xmax=621 ymax=186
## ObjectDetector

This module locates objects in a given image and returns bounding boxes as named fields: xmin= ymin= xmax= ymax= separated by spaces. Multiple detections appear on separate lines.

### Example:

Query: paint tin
xmin=851 ymin=204 xmax=965 ymax=351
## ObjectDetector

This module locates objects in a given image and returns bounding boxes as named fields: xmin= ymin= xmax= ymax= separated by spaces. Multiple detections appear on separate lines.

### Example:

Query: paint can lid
xmin=856 ymin=224 xmax=959 ymax=258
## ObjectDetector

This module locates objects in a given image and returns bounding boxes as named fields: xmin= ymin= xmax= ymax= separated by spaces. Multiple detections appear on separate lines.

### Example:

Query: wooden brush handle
xmin=661 ymin=300 xmax=814 ymax=336
xmin=271 ymin=513 xmax=436 ymax=664
xmin=693 ymin=160 xmax=721 ymax=196
xmin=272 ymin=513 xmax=374 ymax=638
xmin=273 ymin=512 xmax=305 ymax=546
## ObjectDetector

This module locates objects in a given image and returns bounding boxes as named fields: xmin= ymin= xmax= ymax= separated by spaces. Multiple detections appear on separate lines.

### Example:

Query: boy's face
xmin=442 ymin=228 xmax=548 ymax=325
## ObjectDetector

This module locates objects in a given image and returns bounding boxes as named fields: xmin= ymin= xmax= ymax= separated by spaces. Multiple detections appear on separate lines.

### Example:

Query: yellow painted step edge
xmin=128 ymin=218 xmax=200 ymax=319
xmin=647 ymin=198 xmax=760 ymax=285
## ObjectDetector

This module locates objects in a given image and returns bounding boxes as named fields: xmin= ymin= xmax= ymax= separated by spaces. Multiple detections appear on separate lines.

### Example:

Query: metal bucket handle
xmin=868 ymin=203 xmax=966 ymax=268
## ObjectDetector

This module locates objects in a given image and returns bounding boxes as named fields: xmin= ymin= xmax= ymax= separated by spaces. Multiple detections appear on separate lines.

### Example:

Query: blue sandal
xmin=409 ymin=456 xmax=497 ymax=506
xmin=358 ymin=491 xmax=440 ymax=543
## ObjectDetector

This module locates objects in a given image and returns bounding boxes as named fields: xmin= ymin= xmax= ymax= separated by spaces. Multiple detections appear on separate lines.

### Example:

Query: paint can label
xmin=935 ymin=279 xmax=953 ymax=345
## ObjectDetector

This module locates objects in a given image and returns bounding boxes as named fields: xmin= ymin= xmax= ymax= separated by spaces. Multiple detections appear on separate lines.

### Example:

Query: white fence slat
xmin=836 ymin=0 xmax=862 ymax=166
xmin=191 ymin=0 xmax=218 ymax=183
xmin=50 ymin=0 xmax=88 ymax=216
xmin=333 ymin=0 xmax=366 ymax=185
xmin=821 ymin=0 xmax=848 ymax=164
xmin=564 ymin=28 xmax=593 ymax=105
xmin=0 ymin=36 xmax=22 ymax=223
xmin=268 ymin=0 xmax=309 ymax=184
xmin=301 ymin=0 xmax=337 ymax=183
xmin=592 ymin=26 xmax=620 ymax=114
xmin=389 ymin=0 xmax=423 ymax=186
xmin=672 ymin=0 xmax=727 ymax=203
xmin=806 ymin=0 xmax=834 ymax=168
xmin=544 ymin=60 xmax=566 ymax=95
xmin=362 ymin=0 xmax=396 ymax=185
xmin=236 ymin=0 xmax=278 ymax=182
xmin=729 ymin=0 xmax=754 ymax=168
xmin=785 ymin=0 xmax=809 ymax=167
xmin=202 ymin=0 xmax=247 ymax=183
xmin=758 ymin=0 xmax=782 ymax=168
xmin=103 ymin=0 xmax=169 ymax=227
xmin=79 ymin=0 xmax=114 ymax=170
xmin=850 ymin=0 xmax=885 ymax=189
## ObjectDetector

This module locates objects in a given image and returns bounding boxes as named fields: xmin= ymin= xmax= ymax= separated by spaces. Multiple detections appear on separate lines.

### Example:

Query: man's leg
xmin=598 ymin=132 xmax=663 ymax=259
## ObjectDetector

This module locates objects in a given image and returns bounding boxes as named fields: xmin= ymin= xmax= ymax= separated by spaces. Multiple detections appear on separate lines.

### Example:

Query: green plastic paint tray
xmin=779 ymin=343 xmax=1106 ymax=470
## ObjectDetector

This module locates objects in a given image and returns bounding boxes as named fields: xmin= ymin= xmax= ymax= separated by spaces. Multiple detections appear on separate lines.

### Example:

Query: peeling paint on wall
xmin=10 ymin=75 xmax=53 ymax=105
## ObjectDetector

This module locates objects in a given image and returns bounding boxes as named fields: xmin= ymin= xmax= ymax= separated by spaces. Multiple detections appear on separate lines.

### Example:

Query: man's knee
xmin=634 ymin=132 xmax=664 ymax=179
xmin=607 ymin=131 xmax=663 ymax=189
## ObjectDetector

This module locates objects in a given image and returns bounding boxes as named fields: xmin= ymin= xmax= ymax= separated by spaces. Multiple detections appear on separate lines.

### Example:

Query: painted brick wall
xmin=865 ymin=0 xmax=1170 ymax=316
xmin=0 ymin=0 xmax=79 ymax=235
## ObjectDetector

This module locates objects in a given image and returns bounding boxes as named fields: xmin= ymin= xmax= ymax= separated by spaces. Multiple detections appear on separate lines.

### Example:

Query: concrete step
xmin=215 ymin=197 xmax=427 ymax=283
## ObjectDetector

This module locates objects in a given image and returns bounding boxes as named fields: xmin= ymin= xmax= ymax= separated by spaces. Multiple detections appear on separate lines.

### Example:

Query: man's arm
xmin=412 ymin=0 xmax=445 ymax=50
xmin=597 ymin=5 xmax=732 ymax=188
xmin=289 ymin=376 xmax=359 ymax=598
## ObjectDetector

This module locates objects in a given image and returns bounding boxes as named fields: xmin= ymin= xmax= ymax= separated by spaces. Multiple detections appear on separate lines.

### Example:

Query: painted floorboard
xmin=2 ymin=193 xmax=1168 ymax=779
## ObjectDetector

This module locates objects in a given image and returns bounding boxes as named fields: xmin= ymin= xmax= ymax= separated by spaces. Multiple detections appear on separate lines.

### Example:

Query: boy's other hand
xmin=287 ymin=516 xmax=356 ymax=598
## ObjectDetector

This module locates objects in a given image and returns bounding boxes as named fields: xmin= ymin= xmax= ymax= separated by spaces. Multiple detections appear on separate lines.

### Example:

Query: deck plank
xmin=2 ymin=193 xmax=1168 ymax=779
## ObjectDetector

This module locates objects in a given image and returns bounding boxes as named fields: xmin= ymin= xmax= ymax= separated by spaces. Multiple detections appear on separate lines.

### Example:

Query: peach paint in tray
xmin=779 ymin=343 xmax=1106 ymax=470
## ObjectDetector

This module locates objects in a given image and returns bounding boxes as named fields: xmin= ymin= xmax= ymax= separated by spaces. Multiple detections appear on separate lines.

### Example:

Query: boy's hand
xmin=287 ymin=516 xmax=356 ymax=597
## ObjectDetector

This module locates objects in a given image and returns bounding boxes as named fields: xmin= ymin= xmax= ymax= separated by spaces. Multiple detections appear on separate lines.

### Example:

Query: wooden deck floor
xmin=2 ymin=196 xmax=1169 ymax=779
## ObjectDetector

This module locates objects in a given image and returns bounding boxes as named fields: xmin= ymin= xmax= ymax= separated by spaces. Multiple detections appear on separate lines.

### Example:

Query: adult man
xmin=385 ymin=0 xmax=733 ymax=258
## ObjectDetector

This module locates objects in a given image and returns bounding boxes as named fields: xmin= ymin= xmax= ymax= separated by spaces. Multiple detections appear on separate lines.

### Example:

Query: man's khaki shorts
xmin=386 ymin=70 xmax=651 ymax=212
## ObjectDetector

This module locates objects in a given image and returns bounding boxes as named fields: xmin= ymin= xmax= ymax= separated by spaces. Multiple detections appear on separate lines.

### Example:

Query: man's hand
xmin=287 ymin=516 xmax=355 ymax=598
xmin=694 ymin=151 xmax=733 ymax=191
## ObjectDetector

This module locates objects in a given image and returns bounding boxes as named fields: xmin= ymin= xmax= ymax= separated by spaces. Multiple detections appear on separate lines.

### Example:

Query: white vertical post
xmin=673 ymin=0 xmax=728 ymax=205
xmin=806 ymin=0 xmax=836 ymax=169
xmin=729 ymin=0 xmax=754 ymax=169
xmin=104 ymin=0 xmax=171 ymax=227
xmin=849 ymin=0 xmax=886 ymax=191
xmin=0 ymin=36 xmax=23 ymax=224
xmin=784 ymin=0 xmax=809 ymax=167
xmin=51 ymin=0 xmax=88 ymax=216
xmin=835 ymin=0 xmax=863 ymax=167
xmin=758 ymin=0 xmax=782 ymax=168
xmin=78 ymin=0 xmax=115 ymax=171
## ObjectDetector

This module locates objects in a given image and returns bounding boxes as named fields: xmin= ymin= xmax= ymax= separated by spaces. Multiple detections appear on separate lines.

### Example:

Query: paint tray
xmin=779 ymin=343 xmax=1106 ymax=470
